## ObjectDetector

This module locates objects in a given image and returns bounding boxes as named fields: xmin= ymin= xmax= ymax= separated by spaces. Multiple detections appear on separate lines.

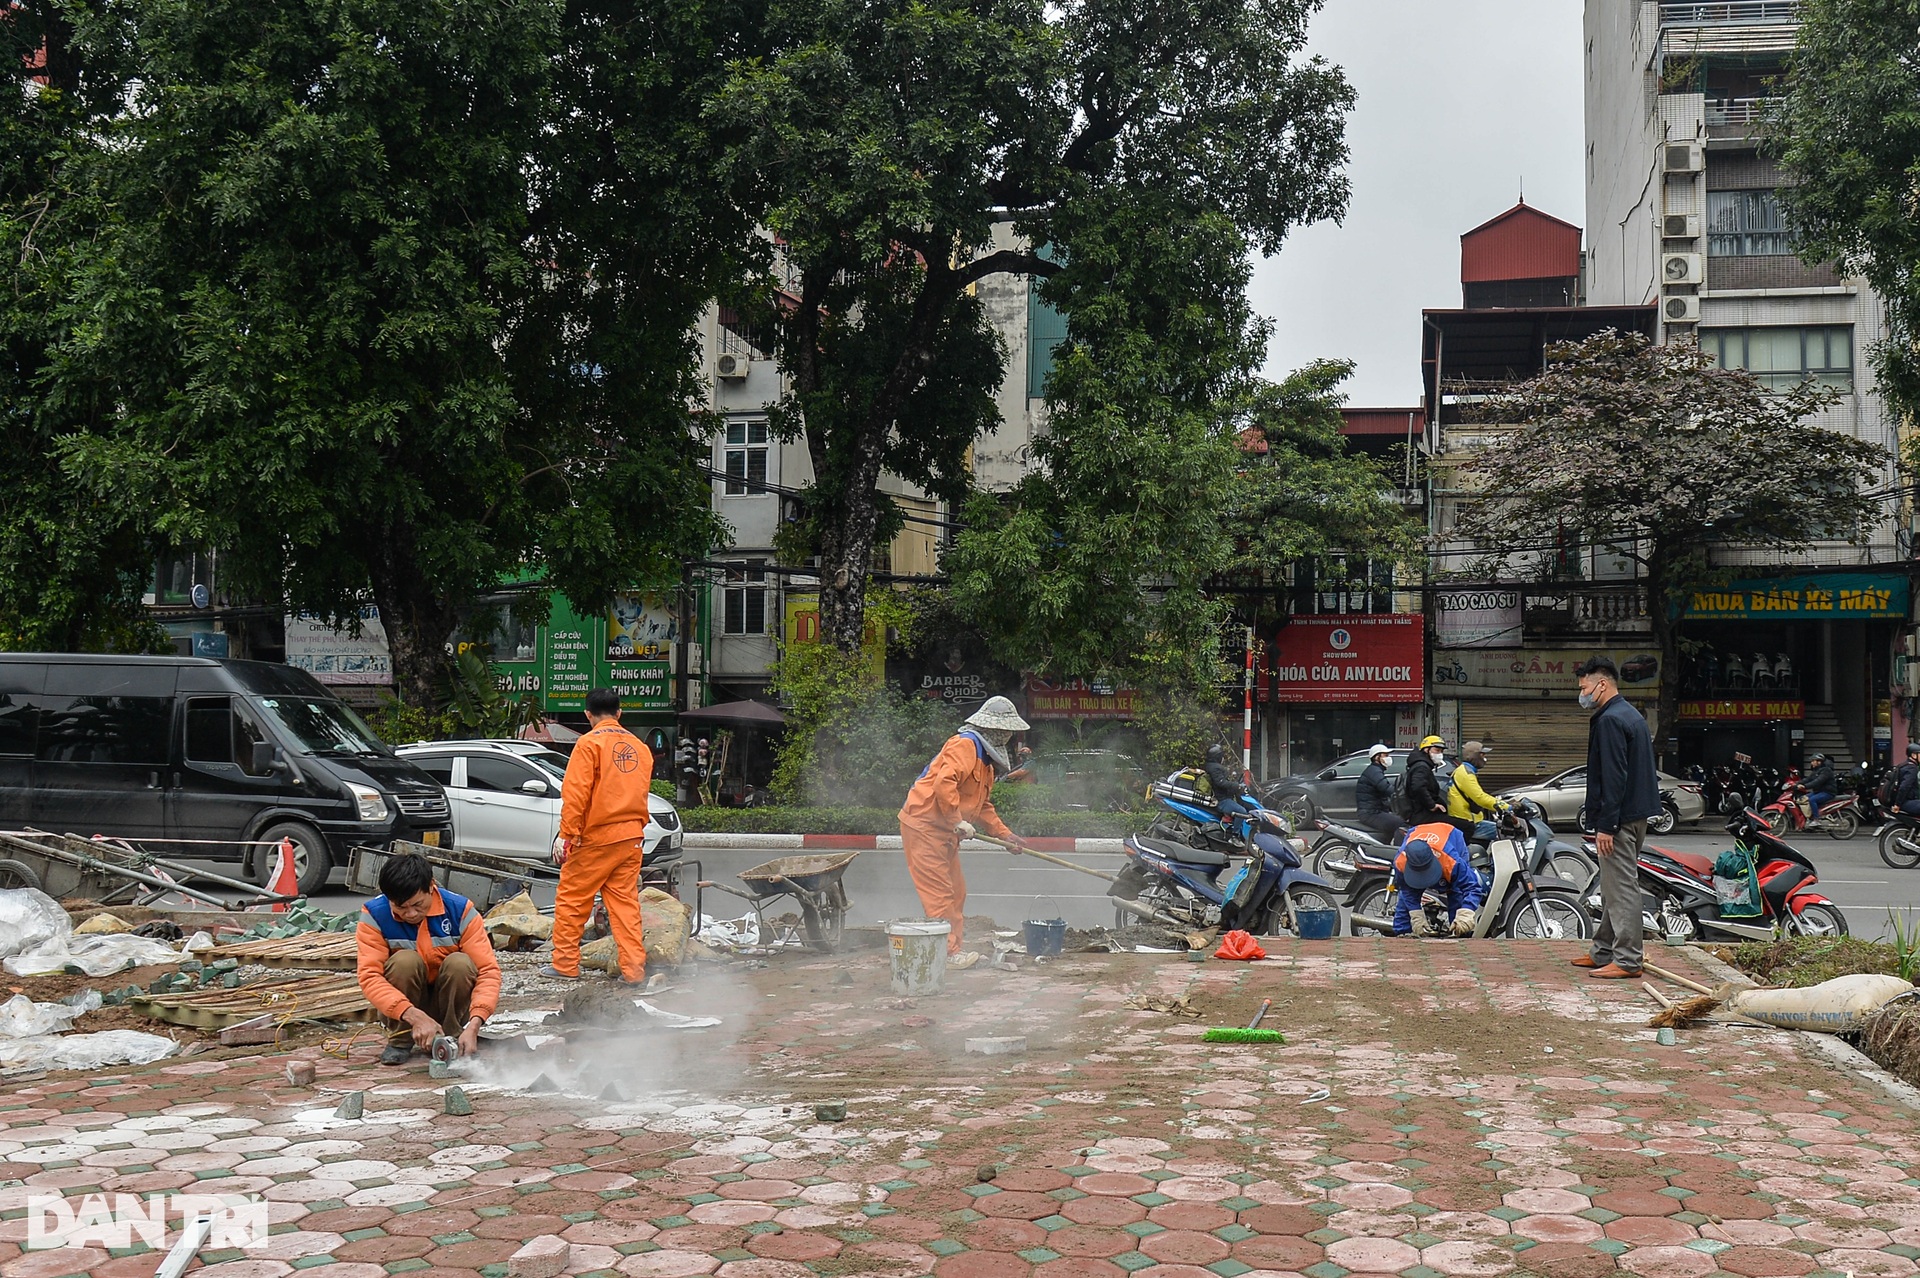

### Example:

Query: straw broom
xmin=1643 ymin=962 xmax=1725 ymax=1028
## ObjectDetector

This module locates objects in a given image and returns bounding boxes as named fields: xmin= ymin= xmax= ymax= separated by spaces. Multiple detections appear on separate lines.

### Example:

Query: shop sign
xmin=1683 ymin=573 xmax=1909 ymax=621
xmin=1432 ymin=647 xmax=1660 ymax=692
xmin=916 ymin=648 xmax=993 ymax=710
xmin=285 ymin=608 xmax=392 ymax=686
xmin=783 ymin=592 xmax=885 ymax=683
xmin=1434 ymin=587 xmax=1523 ymax=648
xmin=1266 ymin=615 xmax=1424 ymax=703
xmin=491 ymin=594 xmax=676 ymax=715
xmin=1676 ymin=699 xmax=1805 ymax=722
xmin=1024 ymin=676 xmax=1139 ymax=720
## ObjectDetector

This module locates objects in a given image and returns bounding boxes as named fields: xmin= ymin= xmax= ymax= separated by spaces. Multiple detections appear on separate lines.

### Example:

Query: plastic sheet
xmin=0 ymin=887 xmax=190 ymax=977
xmin=0 ymin=1029 xmax=179 ymax=1070
xmin=0 ymin=990 xmax=101 ymax=1038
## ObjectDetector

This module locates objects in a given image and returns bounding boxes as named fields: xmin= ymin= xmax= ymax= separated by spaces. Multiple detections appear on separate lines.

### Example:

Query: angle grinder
xmin=430 ymin=1036 xmax=461 ymax=1064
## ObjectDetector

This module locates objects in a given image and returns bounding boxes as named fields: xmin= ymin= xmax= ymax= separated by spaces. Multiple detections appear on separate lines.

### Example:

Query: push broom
xmin=1203 ymin=998 xmax=1284 ymax=1044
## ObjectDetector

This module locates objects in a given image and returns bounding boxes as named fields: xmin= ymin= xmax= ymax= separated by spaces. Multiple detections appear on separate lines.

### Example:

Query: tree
xmin=1771 ymin=0 xmax=1920 ymax=429
xmin=1449 ymin=331 xmax=1889 ymax=748
xmin=711 ymin=0 xmax=1354 ymax=655
xmin=42 ymin=0 xmax=729 ymax=702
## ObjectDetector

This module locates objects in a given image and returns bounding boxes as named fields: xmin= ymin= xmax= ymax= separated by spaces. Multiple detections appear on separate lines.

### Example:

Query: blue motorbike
xmin=1111 ymin=795 xmax=1342 ymax=934
xmin=1142 ymin=768 xmax=1252 ymax=856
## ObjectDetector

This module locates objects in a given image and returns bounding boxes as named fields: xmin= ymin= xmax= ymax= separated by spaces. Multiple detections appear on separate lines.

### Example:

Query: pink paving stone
xmin=1327 ymin=1182 xmax=1413 ymax=1210
xmin=1796 ymin=1220 xmax=1894 ymax=1249
xmin=1513 ymin=1214 xmax=1605 ymax=1244
xmin=1323 ymin=1236 xmax=1419 ymax=1272
xmin=1501 ymin=1187 xmax=1590 ymax=1214
xmin=1419 ymin=1239 xmax=1516 ymax=1277
xmin=615 ymin=1249 xmax=722 ymax=1277
xmin=1618 ymin=1245 xmax=1719 ymax=1278
xmin=1077 ymin=1172 xmax=1156 ymax=1196
xmin=245 ymin=1230 xmax=348 ymax=1261
xmin=719 ymin=1179 xmax=802 ymax=1201
xmin=1816 ymin=1250 xmax=1920 ymax=1277
xmin=687 ymin=1201 xmax=778 ymax=1225
xmin=1156 ymin=1176 xmax=1239 ymax=1203
xmin=181 ymin=1263 xmax=295 ymax=1278
xmin=1606 ymin=1216 xmax=1701 ymax=1247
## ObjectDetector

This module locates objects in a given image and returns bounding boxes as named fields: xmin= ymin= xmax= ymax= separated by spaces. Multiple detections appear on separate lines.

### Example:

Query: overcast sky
xmin=1253 ymin=0 xmax=1586 ymax=407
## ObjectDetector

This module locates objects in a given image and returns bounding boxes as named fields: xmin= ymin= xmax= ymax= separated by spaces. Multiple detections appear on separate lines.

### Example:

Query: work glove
xmin=1450 ymin=908 xmax=1477 ymax=937
xmin=550 ymin=835 xmax=572 ymax=867
xmin=955 ymin=820 xmax=976 ymax=840
xmin=1006 ymin=835 xmax=1027 ymax=855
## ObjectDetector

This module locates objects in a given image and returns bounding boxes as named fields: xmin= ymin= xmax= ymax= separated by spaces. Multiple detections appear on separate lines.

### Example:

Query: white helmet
xmin=965 ymin=696 xmax=1030 ymax=733
xmin=1367 ymin=743 xmax=1392 ymax=761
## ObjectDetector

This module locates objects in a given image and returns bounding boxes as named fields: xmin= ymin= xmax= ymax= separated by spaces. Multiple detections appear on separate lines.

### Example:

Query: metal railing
xmin=1705 ymin=95 xmax=1782 ymax=125
xmin=1660 ymin=0 xmax=1798 ymax=24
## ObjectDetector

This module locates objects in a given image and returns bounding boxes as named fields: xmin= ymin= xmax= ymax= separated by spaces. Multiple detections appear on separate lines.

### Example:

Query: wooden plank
xmin=133 ymin=974 xmax=373 ymax=1029
xmin=209 ymin=933 xmax=359 ymax=971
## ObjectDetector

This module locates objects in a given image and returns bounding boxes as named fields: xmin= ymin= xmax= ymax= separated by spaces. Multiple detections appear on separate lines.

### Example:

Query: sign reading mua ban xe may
xmin=1265 ymin=615 xmax=1424 ymax=703
xmin=1684 ymin=574 xmax=1908 ymax=620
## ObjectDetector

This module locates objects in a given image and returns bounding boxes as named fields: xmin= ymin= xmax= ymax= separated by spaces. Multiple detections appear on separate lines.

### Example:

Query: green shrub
xmin=678 ymin=805 xmax=1145 ymax=838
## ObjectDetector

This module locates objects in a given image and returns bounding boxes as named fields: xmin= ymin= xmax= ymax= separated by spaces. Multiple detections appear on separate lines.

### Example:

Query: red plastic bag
xmin=1212 ymin=929 xmax=1267 ymax=961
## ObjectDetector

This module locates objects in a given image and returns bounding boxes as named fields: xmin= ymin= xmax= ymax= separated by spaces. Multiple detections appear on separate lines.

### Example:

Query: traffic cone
xmin=270 ymin=838 xmax=299 ymax=911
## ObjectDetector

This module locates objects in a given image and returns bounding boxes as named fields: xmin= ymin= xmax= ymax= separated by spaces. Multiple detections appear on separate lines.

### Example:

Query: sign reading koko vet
xmin=1266 ymin=615 xmax=1424 ymax=703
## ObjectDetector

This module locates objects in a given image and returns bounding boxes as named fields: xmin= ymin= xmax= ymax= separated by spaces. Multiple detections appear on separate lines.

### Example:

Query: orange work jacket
xmin=899 ymin=731 xmax=1015 ymax=841
xmin=355 ymin=887 xmax=502 ymax=1022
xmin=560 ymin=721 xmax=655 ymax=846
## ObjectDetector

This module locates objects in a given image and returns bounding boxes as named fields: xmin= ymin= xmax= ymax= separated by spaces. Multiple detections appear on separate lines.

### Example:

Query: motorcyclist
xmin=1446 ymin=741 xmax=1510 ymax=843
xmin=1390 ymin=822 xmax=1488 ymax=937
xmin=1404 ymin=735 xmax=1451 ymax=823
xmin=1800 ymin=751 xmax=1837 ymax=818
xmin=1354 ymin=743 xmax=1400 ymax=843
xmin=1204 ymin=744 xmax=1253 ymax=817
xmin=1897 ymin=742 xmax=1920 ymax=818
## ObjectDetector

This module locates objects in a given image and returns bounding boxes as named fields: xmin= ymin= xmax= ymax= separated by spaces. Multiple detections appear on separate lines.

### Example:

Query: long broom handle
xmin=1642 ymin=961 xmax=1716 ymax=996
xmin=972 ymin=833 xmax=1123 ymax=885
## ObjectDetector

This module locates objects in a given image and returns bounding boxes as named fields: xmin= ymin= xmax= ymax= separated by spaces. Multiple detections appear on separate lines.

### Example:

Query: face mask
xmin=1428 ymin=750 xmax=1444 ymax=764
xmin=1578 ymin=689 xmax=1597 ymax=709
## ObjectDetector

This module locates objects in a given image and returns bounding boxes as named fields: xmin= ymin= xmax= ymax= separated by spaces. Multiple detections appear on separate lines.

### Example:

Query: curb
xmin=682 ymin=833 xmax=1128 ymax=855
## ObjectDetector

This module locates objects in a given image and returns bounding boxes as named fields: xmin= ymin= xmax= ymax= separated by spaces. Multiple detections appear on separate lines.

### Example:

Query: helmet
xmin=1205 ymin=744 xmax=1226 ymax=764
xmin=1418 ymin=735 xmax=1447 ymax=751
xmin=1366 ymin=743 xmax=1392 ymax=760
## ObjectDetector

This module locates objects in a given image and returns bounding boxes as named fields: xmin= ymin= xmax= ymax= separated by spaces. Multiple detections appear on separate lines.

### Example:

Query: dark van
xmin=0 ymin=654 xmax=451 ymax=894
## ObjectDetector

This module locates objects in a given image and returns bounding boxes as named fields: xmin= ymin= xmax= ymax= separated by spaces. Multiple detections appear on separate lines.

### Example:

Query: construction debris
xmin=484 ymin=891 xmax=552 ymax=950
xmin=73 ymin=912 xmax=131 ymax=935
xmin=285 ymin=1060 xmax=316 ymax=1086
xmin=509 ymin=1235 xmax=571 ymax=1278
xmin=209 ymin=932 xmax=358 ymax=971
xmin=218 ymin=1014 xmax=281 ymax=1047
xmin=444 ymin=1086 xmax=474 ymax=1116
xmin=334 ymin=1091 xmax=365 ymax=1119
xmin=965 ymin=1036 xmax=1028 ymax=1056
xmin=133 ymin=973 xmax=371 ymax=1029
xmin=1123 ymin=992 xmax=1201 ymax=1017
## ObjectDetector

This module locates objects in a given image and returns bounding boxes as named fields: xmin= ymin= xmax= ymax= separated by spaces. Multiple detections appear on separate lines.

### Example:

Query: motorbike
xmin=1580 ymin=787 xmax=1684 ymax=836
xmin=1333 ymin=801 xmax=1593 ymax=940
xmin=1313 ymin=802 xmax=1595 ymax=896
xmin=1610 ymin=808 xmax=1848 ymax=942
xmin=1878 ymin=811 xmax=1920 ymax=870
xmin=1142 ymin=769 xmax=1256 ymax=857
xmin=1109 ymin=802 xmax=1341 ymax=935
xmin=1763 ymin=779 xmax=1859 ymax=840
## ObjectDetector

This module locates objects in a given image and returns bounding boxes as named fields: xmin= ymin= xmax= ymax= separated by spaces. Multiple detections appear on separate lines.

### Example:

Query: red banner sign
xmin=1676 ymin=699 xmax=1805 ymax=722
xmin=1265 ymin=615 xmax=1425 ymax=703
xmin=1023 ymin=676 xmax=1139 ymax=720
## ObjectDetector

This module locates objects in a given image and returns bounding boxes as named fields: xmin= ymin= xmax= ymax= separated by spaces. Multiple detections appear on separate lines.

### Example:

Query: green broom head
xmin=1201 ymin=1027 xmax=1285 ymax=1043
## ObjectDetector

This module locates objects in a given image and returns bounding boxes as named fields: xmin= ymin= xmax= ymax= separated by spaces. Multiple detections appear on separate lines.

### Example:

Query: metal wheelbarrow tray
xmin=699 ymin=851 xmax=859 ymax=952
xmin=347 ymin=839 xmax=561 ymax=913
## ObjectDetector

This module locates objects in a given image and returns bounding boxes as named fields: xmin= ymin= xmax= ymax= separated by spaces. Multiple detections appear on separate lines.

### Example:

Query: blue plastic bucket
xmin=1294 ymin=908 xmax=1339 ymax=940
xmin=1024 ymin=897 xmax=1067 ymax=956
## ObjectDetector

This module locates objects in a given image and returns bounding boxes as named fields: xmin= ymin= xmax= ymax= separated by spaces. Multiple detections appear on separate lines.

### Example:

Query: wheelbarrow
xmin=697 ymin=851 xmax=858 ymax=952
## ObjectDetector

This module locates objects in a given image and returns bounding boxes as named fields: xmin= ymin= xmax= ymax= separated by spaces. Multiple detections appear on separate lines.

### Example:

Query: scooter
xmin=1615 ymin=808 xmax=1848 ymax=942
xmin=1878 ymin=811 xmax=1920 ymax=870
xmin=1143 ymin=769 xmax=1246 ymax=856
xmin=1109 ymin=805 xmax=1340 ymax=935
xmin=1342 ymin=806 xmax=1591 ymax=940
xmin=1763 ymin=780 xmax=1859 ymax=840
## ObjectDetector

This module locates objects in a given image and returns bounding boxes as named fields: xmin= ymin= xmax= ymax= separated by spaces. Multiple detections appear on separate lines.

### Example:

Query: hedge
xmin=678 ymin=806 xmax=1146 ymax=838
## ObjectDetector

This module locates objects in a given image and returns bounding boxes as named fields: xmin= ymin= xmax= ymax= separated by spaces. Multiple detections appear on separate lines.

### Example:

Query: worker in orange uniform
xmin=544 ymin=688 xmax=654 ymax=983
xmin=355 ymin=852 xmax=502 ymax=1066
xmin=898 ymin=696 xmax=1032 ymax=969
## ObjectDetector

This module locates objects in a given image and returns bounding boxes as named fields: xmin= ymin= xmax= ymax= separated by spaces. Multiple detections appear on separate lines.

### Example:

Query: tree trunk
xmin=366 ymin=530 xmax=460 ymax=712
xmin=813 ymin=426 xmax=889 ymax=654
xmin=1646 ymin=555 xmax=1680 ymax=770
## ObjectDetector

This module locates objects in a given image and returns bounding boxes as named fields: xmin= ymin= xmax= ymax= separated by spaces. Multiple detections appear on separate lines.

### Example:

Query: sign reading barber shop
xmin=1264 ymin=615 xmax=1425 ymax=703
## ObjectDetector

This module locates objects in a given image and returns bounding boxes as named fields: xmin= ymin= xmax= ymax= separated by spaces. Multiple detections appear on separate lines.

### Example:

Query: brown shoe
xmin=1570 ymin=955 xmax=1601 ymax=969
xmin=1587 ymin=963 xmax=1642 ymax=979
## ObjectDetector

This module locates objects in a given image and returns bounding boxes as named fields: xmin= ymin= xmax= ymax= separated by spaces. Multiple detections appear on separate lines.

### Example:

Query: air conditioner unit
xmin=715 ymin=352 xmax=751 ymax=380
xmin=1663 ymin=142 xmax=1704 ymax=174
xmin=1662 ymin=213 xmax=1702 ymax=239
xmin=1904 ymin=663 xmax=1920 ymax=697
xmin=1662 ymin=252 xmax=1704 ymax=285
xmin=1663 ymin=294 xmax=1701 ymax=324
xmin=1904 ymin=632 xmax=1920 ymax=659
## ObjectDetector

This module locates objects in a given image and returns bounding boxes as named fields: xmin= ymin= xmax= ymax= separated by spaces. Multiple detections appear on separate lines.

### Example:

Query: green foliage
xmin=442 ymin=648 xmax=540 ymax=741
xmin=1771 ymin=0 xmax=1920 ymax=430
xmin=679 ymin=805 xmax=1145 ymax=837
xmin=365 ymin=699 xmax=453 ymax=748
xmin=1724 ymin=935 xmax=1905 ymax=987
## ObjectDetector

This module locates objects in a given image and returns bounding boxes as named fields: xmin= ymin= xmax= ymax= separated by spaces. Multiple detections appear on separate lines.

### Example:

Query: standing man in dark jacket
xmin=1354 ymin=744 xmax=1400 ymax=842
xmin=1573 ymin=655 xmax=1660 ymax=979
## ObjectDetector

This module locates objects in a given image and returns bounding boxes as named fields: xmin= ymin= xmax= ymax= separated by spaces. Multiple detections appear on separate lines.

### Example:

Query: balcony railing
xmin=1660 ymin=1 xmax=1798 ymax=25
xmin=1705 ymin=95 xmax=1783 ymax=126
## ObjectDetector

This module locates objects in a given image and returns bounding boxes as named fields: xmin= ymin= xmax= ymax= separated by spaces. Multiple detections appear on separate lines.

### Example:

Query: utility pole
xmin=1243 ymin=625 xmax=1255 ymax=782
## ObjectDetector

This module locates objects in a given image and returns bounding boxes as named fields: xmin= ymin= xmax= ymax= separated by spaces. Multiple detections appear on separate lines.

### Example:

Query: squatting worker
xmin=356 ymin=852 xmax=501 ymax=1067
xmin=1389 ymin=822 xmax=1485 ymax=937
xmin=1574 ymin=654 xmax=1660 ymax=980
xmin=546 ymin=688 xmax=654 ymax=984
xmin=898 ymin=696 xmax=1032 ymax=969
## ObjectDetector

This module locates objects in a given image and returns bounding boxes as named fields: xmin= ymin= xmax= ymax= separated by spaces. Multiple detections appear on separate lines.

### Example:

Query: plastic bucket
xmin=1294 ymin=908 xmax=1339 ymax=940
xmin=887 ymin=919 xmax=950 ymax=995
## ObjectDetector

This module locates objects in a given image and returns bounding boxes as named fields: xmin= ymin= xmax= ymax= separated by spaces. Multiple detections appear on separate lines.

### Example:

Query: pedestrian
xmin=1353 ymin=744 xmax=1400 ymax=843
xmin=1446 ymin=741 xmax=1510 ymax=843
xmin=898 ymin=696 xmax=1032 ymax=969
xmin=1572 ymin=655 xmax=1660 ymax=979
xmin=545 ymin=688 xmax=653 ymax=984
xmin=355 ymin=852 xmax=501 ymax=1066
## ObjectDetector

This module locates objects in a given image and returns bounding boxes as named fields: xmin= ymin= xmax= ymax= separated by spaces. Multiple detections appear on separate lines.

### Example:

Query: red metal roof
xmin=1460 ymin=201 xmax=1582 ymax=284
xmin=1340 ymin=408 xmax=1425 ymax=437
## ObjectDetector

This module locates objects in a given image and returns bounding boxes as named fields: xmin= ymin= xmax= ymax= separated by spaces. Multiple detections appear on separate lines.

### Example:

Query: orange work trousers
xmin=549 ymin=838 xmax=647 ymax=980
xmin=899 ymin=819 xmax=966 ymax=954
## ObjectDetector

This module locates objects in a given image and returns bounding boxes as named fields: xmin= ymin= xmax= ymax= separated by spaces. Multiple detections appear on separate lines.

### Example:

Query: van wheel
xmin=256 ymin=823 xmax=332 ymax=896
xmin=0 ymin=859 xmax=41 ymax=891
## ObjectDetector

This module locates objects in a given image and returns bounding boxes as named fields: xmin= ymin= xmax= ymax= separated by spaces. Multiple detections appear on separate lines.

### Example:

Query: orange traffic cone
xmin=270 ymin=837 xmax=299 ymax=911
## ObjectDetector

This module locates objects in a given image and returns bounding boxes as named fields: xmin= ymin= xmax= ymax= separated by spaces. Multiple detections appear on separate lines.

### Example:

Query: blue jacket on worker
xmin=1391 ymin=822 xmax=1487 ymax=936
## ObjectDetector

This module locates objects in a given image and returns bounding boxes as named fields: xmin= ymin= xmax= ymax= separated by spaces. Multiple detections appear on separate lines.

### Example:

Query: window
xmin=1296 ymin=556 xmax=1396 ymax=615
xmin=0 ymin=696 xmax=34 ymax=757
xmin=409 ymin=754 xmax=456 ymax=786
xmin=461 ymin=755 xmax=543 ymax=794
xmin=1028 ymin=285 xmax=1068 ymax=399
xmin=723 ymin=562 xmax=768 ymax=635
xmin=36 ymin=696 xmax=174 ymax=765
xmin=724 ymin=420 xmax=770 ymax=496
xmin=184 ymin=697 xmax=275 ymax=775
xmin=1702 ymin=325 xmax=1853 ymax=391
xmin=1706 ymin=189 xmax=1791 ymax=257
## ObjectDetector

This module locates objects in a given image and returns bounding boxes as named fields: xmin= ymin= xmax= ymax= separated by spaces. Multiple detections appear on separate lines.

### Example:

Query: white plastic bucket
xmin=887 ymin=919 xmax=951 ymax=995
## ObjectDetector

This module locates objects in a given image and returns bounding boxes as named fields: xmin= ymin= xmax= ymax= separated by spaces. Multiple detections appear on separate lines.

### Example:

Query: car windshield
xmin=254 ymin=697 xmax=389 ymax=757
xmin=522 ymin=750 xmax=571 ymax=780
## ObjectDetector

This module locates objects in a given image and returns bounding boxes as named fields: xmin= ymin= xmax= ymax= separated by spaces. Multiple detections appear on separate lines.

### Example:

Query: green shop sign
xmin=1683 ymin=574 xmax=1910 ymax=622
xmin=492 ymin=592 xmax=677 ymax=715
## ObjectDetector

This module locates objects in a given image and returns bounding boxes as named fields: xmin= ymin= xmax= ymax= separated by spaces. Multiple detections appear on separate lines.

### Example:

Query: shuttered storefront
xmin=1459 ymin=699 xmax=1658 ymax=788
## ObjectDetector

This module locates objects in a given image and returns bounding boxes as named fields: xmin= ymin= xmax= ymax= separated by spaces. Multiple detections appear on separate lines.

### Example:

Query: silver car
xmin=393 ymin=739 xmax=683 ymax=862
xmin=1498 ymin=766 xmax=1704 ymax=835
